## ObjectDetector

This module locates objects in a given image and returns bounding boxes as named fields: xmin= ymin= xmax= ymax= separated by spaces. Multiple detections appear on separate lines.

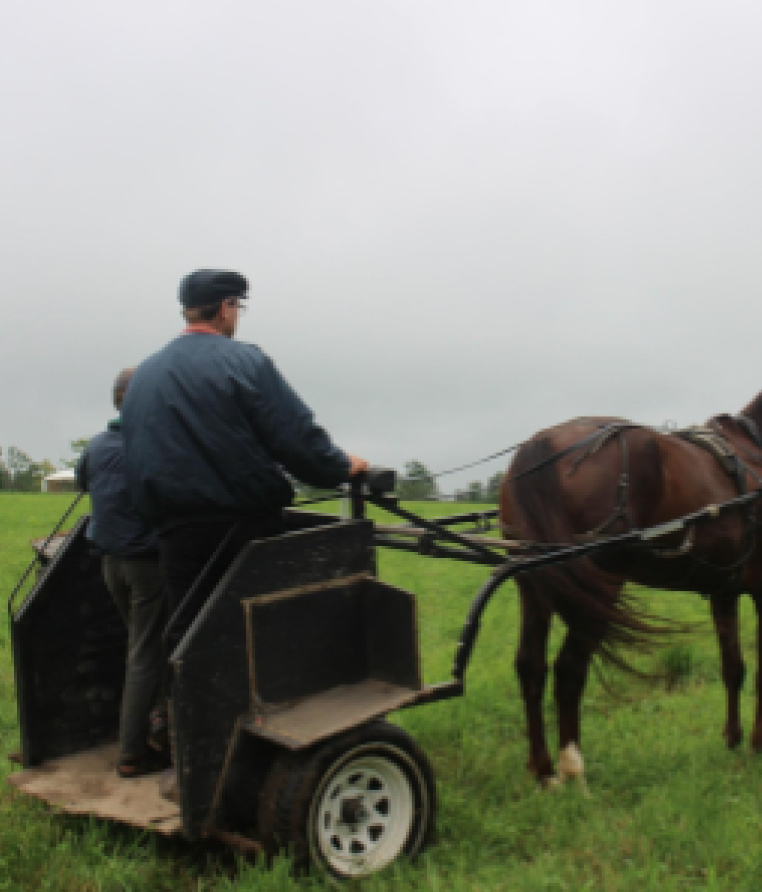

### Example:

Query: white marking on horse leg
xmin=558 ymin=743 xmax=591 ymax=798
xmin=542 ymin=775 xmax=563 ymax=790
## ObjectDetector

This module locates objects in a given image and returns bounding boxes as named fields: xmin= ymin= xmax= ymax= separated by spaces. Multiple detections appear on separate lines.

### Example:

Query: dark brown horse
xmin=499 ymin=391 xmax=762 ymax=790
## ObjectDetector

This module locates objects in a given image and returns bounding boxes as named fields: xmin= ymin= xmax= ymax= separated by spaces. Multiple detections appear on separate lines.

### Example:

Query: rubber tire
xmin=257 ymin=720 xmax=436 ymax=880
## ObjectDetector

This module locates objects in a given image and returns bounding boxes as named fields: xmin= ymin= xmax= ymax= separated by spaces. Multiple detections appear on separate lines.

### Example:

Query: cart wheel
xmin=257 ymin=720 xmax=435 ymax=879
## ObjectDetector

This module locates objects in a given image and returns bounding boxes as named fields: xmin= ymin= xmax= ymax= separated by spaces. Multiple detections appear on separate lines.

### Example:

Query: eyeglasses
xmin=227 ymin=299 xmax=248 ymax=313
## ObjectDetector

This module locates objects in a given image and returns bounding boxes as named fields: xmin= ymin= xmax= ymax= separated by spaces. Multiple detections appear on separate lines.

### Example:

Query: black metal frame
xmin=7 ymin=492 xmax=85 ymax=617
xmin=11 ymin=518 xmax=127 ymax=767
xmin=337 ymin=480 xmax=762 ymax=695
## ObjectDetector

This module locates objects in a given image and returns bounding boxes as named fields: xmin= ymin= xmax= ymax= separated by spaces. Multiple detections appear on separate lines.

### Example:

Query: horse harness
xmin=662 ymin=420 xmax=762 ymax=591
xmin=512 ymin=415 xmax=762 ymax=592
xmin=566 ymin=422 xmax=640 ymax=540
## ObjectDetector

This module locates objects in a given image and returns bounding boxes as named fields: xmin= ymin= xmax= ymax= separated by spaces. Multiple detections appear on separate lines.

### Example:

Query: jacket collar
xmin=183 ymin=324 xmax=221 ymax=336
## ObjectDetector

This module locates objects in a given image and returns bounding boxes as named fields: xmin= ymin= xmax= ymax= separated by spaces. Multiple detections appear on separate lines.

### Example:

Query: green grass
xmin=2 ymin=493 xmax=762 ymax=889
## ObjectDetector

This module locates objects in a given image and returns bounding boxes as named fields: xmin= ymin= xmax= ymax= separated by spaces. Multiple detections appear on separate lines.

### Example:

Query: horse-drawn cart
xmin=7 ymin=468 xmax=759 ymax=879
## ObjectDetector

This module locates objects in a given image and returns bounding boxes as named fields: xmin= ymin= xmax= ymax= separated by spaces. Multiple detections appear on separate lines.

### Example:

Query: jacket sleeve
xmin=240 ymin=350 xmax=351 ymax=488
xmin=74 ymin=449 xmax=89 ymax=492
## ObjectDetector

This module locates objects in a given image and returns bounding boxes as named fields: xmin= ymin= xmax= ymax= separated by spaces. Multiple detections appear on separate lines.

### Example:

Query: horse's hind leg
xmin=515 ymin=578 xmax=554 ymax=780
xmin=710 ymin=593 xmax=745 ymax=749
xmin=749 ymin=593 xmax=762 ymax=752
xmin=552 ymin=624 xmax=603 ymax=795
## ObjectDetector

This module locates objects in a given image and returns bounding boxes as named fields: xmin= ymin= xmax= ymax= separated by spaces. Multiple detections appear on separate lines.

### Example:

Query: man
xmin=76 ymin=369 xmax=169 ymax=779
xmin=121 ymin=269 xmax=368 ymax=660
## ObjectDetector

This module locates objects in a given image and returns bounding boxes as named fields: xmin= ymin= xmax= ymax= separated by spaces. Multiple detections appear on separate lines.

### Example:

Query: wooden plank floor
xmin=6 ymin=743 xmax=182 ymax=834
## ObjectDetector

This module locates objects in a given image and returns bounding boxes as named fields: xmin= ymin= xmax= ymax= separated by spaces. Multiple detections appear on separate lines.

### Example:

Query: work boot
xmin=159 ymin=700 xmax=179 ymax=803
xmin=147 ymin=709 xmax=170 ymax=754
xmin=117 ymin=749 xmax=171 ymax=779
xmin=159 ymin=767 xmax=179 ymax=803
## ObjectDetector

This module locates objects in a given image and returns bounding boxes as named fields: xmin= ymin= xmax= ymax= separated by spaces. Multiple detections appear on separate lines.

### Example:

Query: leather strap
xmin=509 ymin=423 xmax=631 ymax=483
xmin=735 ymin=413 xmax=762 ymax=452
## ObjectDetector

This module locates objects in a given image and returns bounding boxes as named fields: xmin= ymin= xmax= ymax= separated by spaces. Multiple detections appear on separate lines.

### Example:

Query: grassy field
xmin=2 ymin=493 xmax=762 ymax=890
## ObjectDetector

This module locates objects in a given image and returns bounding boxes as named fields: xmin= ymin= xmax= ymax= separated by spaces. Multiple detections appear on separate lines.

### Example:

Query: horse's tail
xmin=508 ymin=436 xmax=677 ymax=674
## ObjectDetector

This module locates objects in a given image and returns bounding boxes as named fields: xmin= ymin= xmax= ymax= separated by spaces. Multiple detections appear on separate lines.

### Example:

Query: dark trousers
xmin=157 ymin=514 xmax=285 ymax=660
xmin=102 ymin=554 xmax=167 ymax=762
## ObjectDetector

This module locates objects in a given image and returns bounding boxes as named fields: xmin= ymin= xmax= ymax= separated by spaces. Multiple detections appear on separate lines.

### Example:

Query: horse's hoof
xmin=527 ymin=754 xmax=554 ymax=779
xmin=558 ymin=743 xmax=584 ymax=780
xmin=542 ymin=775 xmax=562 ymax=790
xmin=558 ymin=743 xmax=591 ymax=798
xmin=724 ymin=728 xmax=743 ymax=749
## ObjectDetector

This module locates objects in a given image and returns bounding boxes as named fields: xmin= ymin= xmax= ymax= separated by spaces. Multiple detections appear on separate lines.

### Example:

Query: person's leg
xmin=161 ymin=514 xmax=287 ymax=653
xmin=117 ymin=556 xmax=168 ymax=769
xmin=158 ymin=521 xmax=238 ymax=658
xmin=101 ymin=555 xmax=130 ymax=625
xmin=158 ymin=515 xmax=286 ymax=621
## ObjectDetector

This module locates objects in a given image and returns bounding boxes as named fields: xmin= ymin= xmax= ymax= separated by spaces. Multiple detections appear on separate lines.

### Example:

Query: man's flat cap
xmin=178 ymin=269 xmax=248 ymax=309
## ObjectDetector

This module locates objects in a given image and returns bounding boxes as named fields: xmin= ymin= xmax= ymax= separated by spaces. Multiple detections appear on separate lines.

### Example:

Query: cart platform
xmin=243 ymin=679 xmax=424 ymax=750
xmin=7 ymin=743 xmax=182 ymax=835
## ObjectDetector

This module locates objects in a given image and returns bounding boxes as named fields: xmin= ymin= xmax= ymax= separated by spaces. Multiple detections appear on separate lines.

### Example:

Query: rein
xmin=507 ymin=423 xmax=628 ymax=484
xmin=401 ymin=413 xmax=762 ymax=487
xmin=400 ymin=443 xmax=526 ymax=484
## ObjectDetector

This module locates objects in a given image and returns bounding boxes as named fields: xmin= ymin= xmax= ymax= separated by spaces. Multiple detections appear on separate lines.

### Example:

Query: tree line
xmin=0 ymin=440 xmax=88 ymax=492
xmin=0 ymin=444 xmax=504 ymax=503
xmin=396 ymin=460 xmax=503 ymax=503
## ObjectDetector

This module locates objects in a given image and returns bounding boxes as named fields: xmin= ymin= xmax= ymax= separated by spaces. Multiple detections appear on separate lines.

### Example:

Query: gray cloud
xmin=3 ymin=1 xmax=762 ymax=491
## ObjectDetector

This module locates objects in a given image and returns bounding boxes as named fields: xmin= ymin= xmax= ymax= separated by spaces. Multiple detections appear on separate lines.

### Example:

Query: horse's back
xmin=499 ymin=416 xmax=740 ymax=542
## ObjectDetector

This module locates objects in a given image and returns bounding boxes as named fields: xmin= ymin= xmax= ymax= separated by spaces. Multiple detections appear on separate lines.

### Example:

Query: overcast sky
xmin=3 ymin=1 xmax=762 ymax=492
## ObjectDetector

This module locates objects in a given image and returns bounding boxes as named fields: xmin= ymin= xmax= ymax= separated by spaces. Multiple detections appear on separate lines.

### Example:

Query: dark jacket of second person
xmin=75 ymin=421 xmax=159 ymax=556
xmin=121 ymin=333 xmax=351 ymax=531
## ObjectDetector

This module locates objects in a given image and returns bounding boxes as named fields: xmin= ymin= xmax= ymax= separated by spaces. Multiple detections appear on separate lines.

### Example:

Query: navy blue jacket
xmin=121 ymin=332 xmax=350 ymax=530
xmin=75 ymin=421 xmax=158 ymax=556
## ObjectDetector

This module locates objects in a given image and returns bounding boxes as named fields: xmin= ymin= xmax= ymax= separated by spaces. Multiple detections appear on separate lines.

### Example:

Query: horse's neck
xmin=740 ymin=393 xmax=762 ymax=430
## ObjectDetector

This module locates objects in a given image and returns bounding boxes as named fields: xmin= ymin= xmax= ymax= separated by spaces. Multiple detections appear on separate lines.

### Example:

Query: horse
xmin=499 ymin=390 xmax=762 ymax=790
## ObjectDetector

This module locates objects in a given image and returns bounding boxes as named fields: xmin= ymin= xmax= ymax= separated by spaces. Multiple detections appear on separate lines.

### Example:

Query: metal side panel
xmin=171 ymin=519 xmax=376 ymax=839
xmin=244 ymin=574 xmax=421 ymax=708
xmin=11 ymin=518 xmax=126 ymax=767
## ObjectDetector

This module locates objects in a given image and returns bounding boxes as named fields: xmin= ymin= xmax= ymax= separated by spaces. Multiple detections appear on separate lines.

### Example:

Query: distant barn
xmin=42 ymin=469 xmax=77 ymax=493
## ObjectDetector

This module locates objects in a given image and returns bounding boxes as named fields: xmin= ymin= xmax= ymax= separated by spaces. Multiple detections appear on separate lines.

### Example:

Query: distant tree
xmin=486 ymin=471 xmax=504 ymax=503
xmin=0 ymin=448 xmax=10 ymax=491
xmin=62 ymin=437 xmax=91 ymax=469
xmin=467 ymin=480 xmax=484 ymax=502
xmin=39 ymin=459 xmax=58 ymax=478
xmin=397 ymin=460 xmax=437 ymax=500
xmin=454 ymin=479 xmax=491 ymax=503
xmin=6 ymin=446 xmax=31 ymax=489
xmin=6 ymin=447 xmax=49 ymax=492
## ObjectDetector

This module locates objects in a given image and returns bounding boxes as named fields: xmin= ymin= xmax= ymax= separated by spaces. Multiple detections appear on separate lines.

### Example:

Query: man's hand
xmin=348 ymin=454 xmax=370 ymax=477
